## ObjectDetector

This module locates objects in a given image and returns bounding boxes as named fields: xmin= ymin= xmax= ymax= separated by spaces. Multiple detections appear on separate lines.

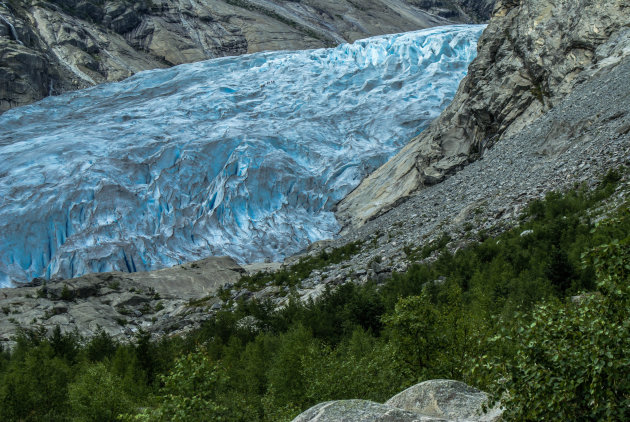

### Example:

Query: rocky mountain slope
xmin=0 ymin=0 xmax=629 ymax=347
xmin=336 ymin=0 xmax=630 ymax=231
xmin=0 ymin=256 xmax=245 ymax=346
xmin=0 ymin=0 xmax=494 ymax=112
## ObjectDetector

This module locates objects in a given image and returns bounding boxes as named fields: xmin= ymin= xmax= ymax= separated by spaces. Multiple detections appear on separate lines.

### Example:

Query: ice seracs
xmin=0 ymin=25 xmax=484 ymax=286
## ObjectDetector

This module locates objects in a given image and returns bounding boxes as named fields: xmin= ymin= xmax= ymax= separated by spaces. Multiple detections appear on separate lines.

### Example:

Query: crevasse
xmin=0 ymin=25 xmax=484 ymax=286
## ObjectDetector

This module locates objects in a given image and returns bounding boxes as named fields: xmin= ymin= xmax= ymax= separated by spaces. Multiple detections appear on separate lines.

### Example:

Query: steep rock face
xmin=336 ymin=0 xmax=630 ymax=231
xmin=292 ymin=380 xmax=502 ymax=421
xmin=407 ymin=0 xmax=496 ymax=23
xmin=0 ymin=0 xmax=494 ymax=112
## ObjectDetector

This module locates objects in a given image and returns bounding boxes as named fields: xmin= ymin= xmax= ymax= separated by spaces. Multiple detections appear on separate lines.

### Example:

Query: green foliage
xmin=382 ymin=281 xmax=485 ymax=381
xmin=475 ymin=210 xmax=630 ymax=420
xmin=263 ymin=324 xmax=316 ymax=411
xmin=0 ymin=342 xmax=72 ymax=421
xmin=238 ymin=241 xmax=363 ymax=289
xmin=68 ymin=363 xmax=134 ymax=422
xmin=122 ymin=348 xmax=231 ymax=422
xmin=50 ymin=326 xmax=80 ymax=363
xmin=60 ymin=284 xmax=74 ymax=301
xmin=84 ymin=328 xmax=117 ymax=362
xmin=301 ymin=328 xmax=409 ymax=403
xmin=0 ymin=170 xmax=626 ymax=421
xmin=382 ymin=292 xmax=440 ymax=373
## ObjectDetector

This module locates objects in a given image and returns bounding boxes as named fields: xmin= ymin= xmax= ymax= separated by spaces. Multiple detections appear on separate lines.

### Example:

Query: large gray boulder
xmin=385 ymin=380 xmax=502 ymax=421
xmin=292 ymin=380 xmax=502 ymax=422
xmin=292 ymin=399 xmax=449 ymax=422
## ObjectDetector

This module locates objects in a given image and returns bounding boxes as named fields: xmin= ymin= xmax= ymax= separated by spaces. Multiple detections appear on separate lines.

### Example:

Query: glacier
xmin=0 ymin=25 xmax=484 ymax=286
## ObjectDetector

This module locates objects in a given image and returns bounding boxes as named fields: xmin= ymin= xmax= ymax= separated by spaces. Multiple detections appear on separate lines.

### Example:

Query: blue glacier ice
xmin=0 ymin=25 xmax=484 ymax=286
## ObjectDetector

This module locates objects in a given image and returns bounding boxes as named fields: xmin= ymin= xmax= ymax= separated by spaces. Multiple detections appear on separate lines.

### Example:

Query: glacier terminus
xmin=0 ymin=25 xmax=484 ymax=286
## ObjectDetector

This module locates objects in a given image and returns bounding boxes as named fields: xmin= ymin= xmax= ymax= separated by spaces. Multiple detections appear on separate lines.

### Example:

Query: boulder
xmin=292 ymin=399 xmax=449 ymax=422
xmin=292 ymin=380 xmax=502 ymax=422
xmin=385 ymin=380 xmax=502 ymax=421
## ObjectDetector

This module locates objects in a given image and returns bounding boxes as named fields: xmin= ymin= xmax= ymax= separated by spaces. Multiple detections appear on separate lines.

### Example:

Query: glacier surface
xmin=0 ymin=25 xmax=484 ymax=286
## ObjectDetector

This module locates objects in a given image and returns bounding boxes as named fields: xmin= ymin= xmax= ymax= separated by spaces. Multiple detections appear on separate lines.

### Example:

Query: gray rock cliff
xmin=0 ymin=0 xmax=494 ymax=112
xmin=336 ymin=0 xmax=630 ymax=231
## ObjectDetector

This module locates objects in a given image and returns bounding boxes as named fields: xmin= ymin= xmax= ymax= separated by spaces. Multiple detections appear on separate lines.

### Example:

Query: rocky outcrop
xmin=293 ymin=400 xmax=448 ymax=422
xmin=292 ymin=380 xmax=502 ymax=421
xmin=0 ymin=256 xmax=244 ymax=348
xmin=0 ymin=0 xmax=494 ymax=112
xmin=336 ymin=0 xmax=630 ymax=231
xmin=411 ymin=0 xmax=496 ymax=23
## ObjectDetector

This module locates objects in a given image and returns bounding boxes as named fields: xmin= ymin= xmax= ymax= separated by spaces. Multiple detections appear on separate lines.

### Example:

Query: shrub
xmin=60 ymin=284 xmax=74 ymax=301
xmin=476 ymin=230 xmax=630 ymax=421
xmin=121 ymin=347 xmax=231 ymax=422
xmin=68 ymin=362 xmax=134 ymax=422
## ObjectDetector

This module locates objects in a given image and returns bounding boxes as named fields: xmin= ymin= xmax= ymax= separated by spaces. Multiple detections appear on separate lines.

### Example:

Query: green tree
xmin=84 ymin=327 xmax=117 ymax=362
xmin=477 ymin=229 xmax=630 ymax=420
xmin=264 ymin=324 xmax=316 ymax=411
xmin=0 ymin=343 xmax=72 ymax=421
xmin=122 ymin=347 xmax=230 ymax=422
xmin=382 ymin=291 xmax=440 ymax=377
xmin=301 ymin=328 xmax=408 ymax=403
xmin=68 ymin=362 xmax=134 ymax=421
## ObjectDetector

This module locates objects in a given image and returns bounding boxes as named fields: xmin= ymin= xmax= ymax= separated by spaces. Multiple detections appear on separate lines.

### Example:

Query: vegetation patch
xmin=0 ymin=169 xmax=627 ymax=421
xmin=237 ymin=240 xmax=364 ymax=290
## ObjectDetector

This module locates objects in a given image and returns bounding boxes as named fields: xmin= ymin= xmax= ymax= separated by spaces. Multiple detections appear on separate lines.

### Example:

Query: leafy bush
xmin=121 ymin=348 xmax=231 ymax=422
xmin=68 ymin=363 xmax=134 ymax=422
xmin=476 ymin=214 xmax=630 ymax=420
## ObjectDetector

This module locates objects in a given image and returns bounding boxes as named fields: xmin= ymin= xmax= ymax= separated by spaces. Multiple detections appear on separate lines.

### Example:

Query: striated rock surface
xmin=0 ymin=0 xmax=495 ymax=112
xmin=0 ymin=256 xmax=243 ymax=348
xmin=292 ymin=380 xmax=501 ymax=421
xmin=336 ymin=0 xmax=630 ymax=231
